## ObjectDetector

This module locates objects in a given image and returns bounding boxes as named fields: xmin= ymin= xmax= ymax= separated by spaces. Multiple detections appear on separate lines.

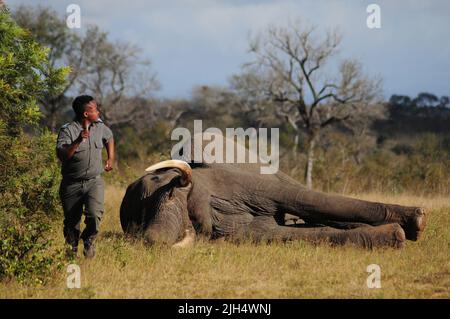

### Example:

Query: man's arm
xmin=104 ymin=138 xmax=115 ymax=172
xmin=56 ymin=129 xmax=89 ymax=162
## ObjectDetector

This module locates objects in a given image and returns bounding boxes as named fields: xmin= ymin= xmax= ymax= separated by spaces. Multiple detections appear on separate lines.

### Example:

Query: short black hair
xmin=72 ymin=95 xmax=94 ymax=118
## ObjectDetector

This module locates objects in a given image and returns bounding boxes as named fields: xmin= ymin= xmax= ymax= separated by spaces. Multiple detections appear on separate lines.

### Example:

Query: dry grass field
xmin=1 ymin=184 xmax=449 ymax=298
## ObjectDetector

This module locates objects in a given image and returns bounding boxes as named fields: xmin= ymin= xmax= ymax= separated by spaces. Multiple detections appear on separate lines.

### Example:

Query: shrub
xmin=0 ymin=128 xmax=65 ymax=284
xmin=0 ymin=7 xmax=68 ymax=284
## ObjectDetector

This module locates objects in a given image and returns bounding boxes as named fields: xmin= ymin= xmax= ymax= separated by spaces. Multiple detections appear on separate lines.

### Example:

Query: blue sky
xmin=8 ymin=0 xmax=450 ymax=99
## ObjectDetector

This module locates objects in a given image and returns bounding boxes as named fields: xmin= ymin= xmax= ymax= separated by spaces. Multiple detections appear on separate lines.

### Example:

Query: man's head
xmin=72 ymin=95 xmax=100 ymax=122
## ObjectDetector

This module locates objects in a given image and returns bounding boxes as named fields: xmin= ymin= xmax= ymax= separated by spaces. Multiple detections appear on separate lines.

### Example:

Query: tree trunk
xmin=50 ymin=112 xmax=57 ymax=134
xmin=292 ymin=132 xmax=300 ymax=154
xmin=112 ymin=136 xmax=119 ymax=172
xmin=304 ymin=134 xmax=317 ymax=189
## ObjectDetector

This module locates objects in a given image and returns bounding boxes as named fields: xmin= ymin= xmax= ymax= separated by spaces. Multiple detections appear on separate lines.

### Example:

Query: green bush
xmin=0 ymin=7 xmax=67 ymax=284
xmin=0 ymin=127 xmax=64 ymax=284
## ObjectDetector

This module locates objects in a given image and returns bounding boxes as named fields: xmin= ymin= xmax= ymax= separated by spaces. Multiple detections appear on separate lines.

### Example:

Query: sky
xmin=7 ymin=0 xmax=450 ymax=99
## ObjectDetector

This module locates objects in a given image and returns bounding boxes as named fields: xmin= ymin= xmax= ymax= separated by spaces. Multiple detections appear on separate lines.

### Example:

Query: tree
xmin=243 ymin=22 xmax=381 ymax=188
xmin=12 ymin=5 xmax=160 ymax=132
xmin=230 ymin=72 xmax=280 ymax=129
xmin=0 ymin=6 xmax=67 ymax=283
xmin=12 ymin=5 xmax=84 ymax=132
xmin=76 ymin=26 xmax=160 ymax=127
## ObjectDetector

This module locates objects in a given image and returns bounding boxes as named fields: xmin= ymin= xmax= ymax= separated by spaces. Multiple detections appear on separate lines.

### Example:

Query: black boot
xmin=65 ymin=244 xmax=78 ymax=258
xmin=64 ymin=228 xmax=80 ymax=258
xmin=83 ymin=238 xmax=96 ymax=259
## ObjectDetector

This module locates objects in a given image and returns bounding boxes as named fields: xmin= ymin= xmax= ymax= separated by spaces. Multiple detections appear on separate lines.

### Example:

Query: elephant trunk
xmin=144 ymin=188 xmax=191 ymax=246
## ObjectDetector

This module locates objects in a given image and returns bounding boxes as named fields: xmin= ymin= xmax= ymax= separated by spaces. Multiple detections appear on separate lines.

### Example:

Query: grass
xmin=0 ymin=185 xmax=449 ymax=298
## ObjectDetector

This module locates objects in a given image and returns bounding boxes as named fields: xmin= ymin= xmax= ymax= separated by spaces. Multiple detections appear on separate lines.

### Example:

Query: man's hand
xmin=104 ymin=159 xmax=113 ymax=172
xmin=75 ymin=128 xmax=90 ymax=143
xmin=104 ymin=139 xmax=115 ymax=173
xmin=58 ymin=130 xmax=88 ymax=162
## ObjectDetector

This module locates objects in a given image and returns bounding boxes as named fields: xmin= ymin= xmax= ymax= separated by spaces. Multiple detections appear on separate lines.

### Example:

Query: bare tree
xmin=12 ymin=7 xmax=160 ymax=132
xmin=12 ymin=6 xmax=86 ymax=132
xmin=229 ymin=72 xmax=279 ymax=129
xmin=245 ymin=22 xmax=381 ymax=188
xmin=76 ymin=26 xmax=160 ymax=127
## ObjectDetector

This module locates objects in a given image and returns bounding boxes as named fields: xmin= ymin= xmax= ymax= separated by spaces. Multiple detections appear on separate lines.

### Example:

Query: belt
xmin=62 ymin=175 xmax=101 ymax=183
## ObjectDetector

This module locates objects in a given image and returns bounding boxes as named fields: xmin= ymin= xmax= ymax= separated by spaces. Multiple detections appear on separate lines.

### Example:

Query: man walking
xmin=56 ymin=95 xmax=115 ymax=258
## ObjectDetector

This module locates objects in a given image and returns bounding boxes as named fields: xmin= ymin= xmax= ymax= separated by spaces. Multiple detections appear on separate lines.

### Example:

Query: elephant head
xmin=120 ymin=160 xmax=194 ymax=246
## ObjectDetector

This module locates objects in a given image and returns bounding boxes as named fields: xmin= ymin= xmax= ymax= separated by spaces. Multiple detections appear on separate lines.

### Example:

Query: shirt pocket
xmin=94 ymin=139 xmax=104 ymax=149
xmin=93 ymin=139 xmax=104 ymax=167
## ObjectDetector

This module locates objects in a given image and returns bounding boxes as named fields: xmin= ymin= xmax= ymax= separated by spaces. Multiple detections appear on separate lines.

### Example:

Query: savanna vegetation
xmin=1 ymin=186 xmax=449 ymax=298
xmin=0 ymin=4 xmax=449 ymax=298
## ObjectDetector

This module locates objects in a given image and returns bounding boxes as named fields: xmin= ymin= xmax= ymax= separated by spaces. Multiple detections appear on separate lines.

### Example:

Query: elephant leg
xmin=278 ymin=187 xmax=426 ymax=241
xmin=234 ymin=216 xmax=406 ymax=249
xmin=276 ymin=213 xmax=370 ymax=229
xmin=301 ymin=219 xmax=372 ymax=230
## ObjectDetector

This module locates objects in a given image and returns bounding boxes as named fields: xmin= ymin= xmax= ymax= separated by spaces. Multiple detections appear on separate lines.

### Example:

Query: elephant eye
xmin=151 ymin=176 xmax=160 ymax=182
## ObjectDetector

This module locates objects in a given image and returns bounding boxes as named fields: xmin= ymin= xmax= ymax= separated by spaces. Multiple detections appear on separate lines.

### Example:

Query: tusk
xmin=145 ymin=160 xmax=192 ymax=186
xmin=172 ymin=229 xmax=195 ymax=248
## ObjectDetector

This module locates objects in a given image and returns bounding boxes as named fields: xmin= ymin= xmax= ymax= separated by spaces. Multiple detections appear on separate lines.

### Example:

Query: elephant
xmin=119 ymin=157 xmax=427 ymax=249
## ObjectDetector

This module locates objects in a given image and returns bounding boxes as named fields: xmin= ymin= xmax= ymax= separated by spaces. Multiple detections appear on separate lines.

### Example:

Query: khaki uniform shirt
xmin=56 ymin=119 xmax=113 ymax=180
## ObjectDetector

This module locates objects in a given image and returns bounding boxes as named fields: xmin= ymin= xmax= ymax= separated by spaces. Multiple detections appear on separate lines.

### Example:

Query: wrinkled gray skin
xmin=120 ymin=160 xmax=426 ymax=249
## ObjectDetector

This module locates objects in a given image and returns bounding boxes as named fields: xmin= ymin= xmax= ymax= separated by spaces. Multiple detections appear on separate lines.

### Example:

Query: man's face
xmin=84 ymin=100 xmax=100 ymax=122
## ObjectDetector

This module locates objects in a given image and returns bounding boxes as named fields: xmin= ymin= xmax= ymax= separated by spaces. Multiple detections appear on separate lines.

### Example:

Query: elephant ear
xmin=120 ymin=179 xmax=148 ymax=233
xmin=145 ymin=160 xmax=192 ymax=187
xmin=139 ymin=175 xmax=156 ymax=200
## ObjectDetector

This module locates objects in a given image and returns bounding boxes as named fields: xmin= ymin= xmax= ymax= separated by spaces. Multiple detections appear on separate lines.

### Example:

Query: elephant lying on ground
xmin=120 ymin=159 xmax=427 ymax=249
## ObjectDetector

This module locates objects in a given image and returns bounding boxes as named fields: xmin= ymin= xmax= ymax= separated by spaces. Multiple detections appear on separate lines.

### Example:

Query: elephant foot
xmin=385 ymin=205 xmax=427 ymax=241
xmin=390 ymin=224 xmax=407 ymax=248
xmin=373 ymin=223 xmax=406 ymax=249
xmin=403 ymin=207 xmax=427 ymax=241
xmin=350 ymin=223 xmax=406 ymax=249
